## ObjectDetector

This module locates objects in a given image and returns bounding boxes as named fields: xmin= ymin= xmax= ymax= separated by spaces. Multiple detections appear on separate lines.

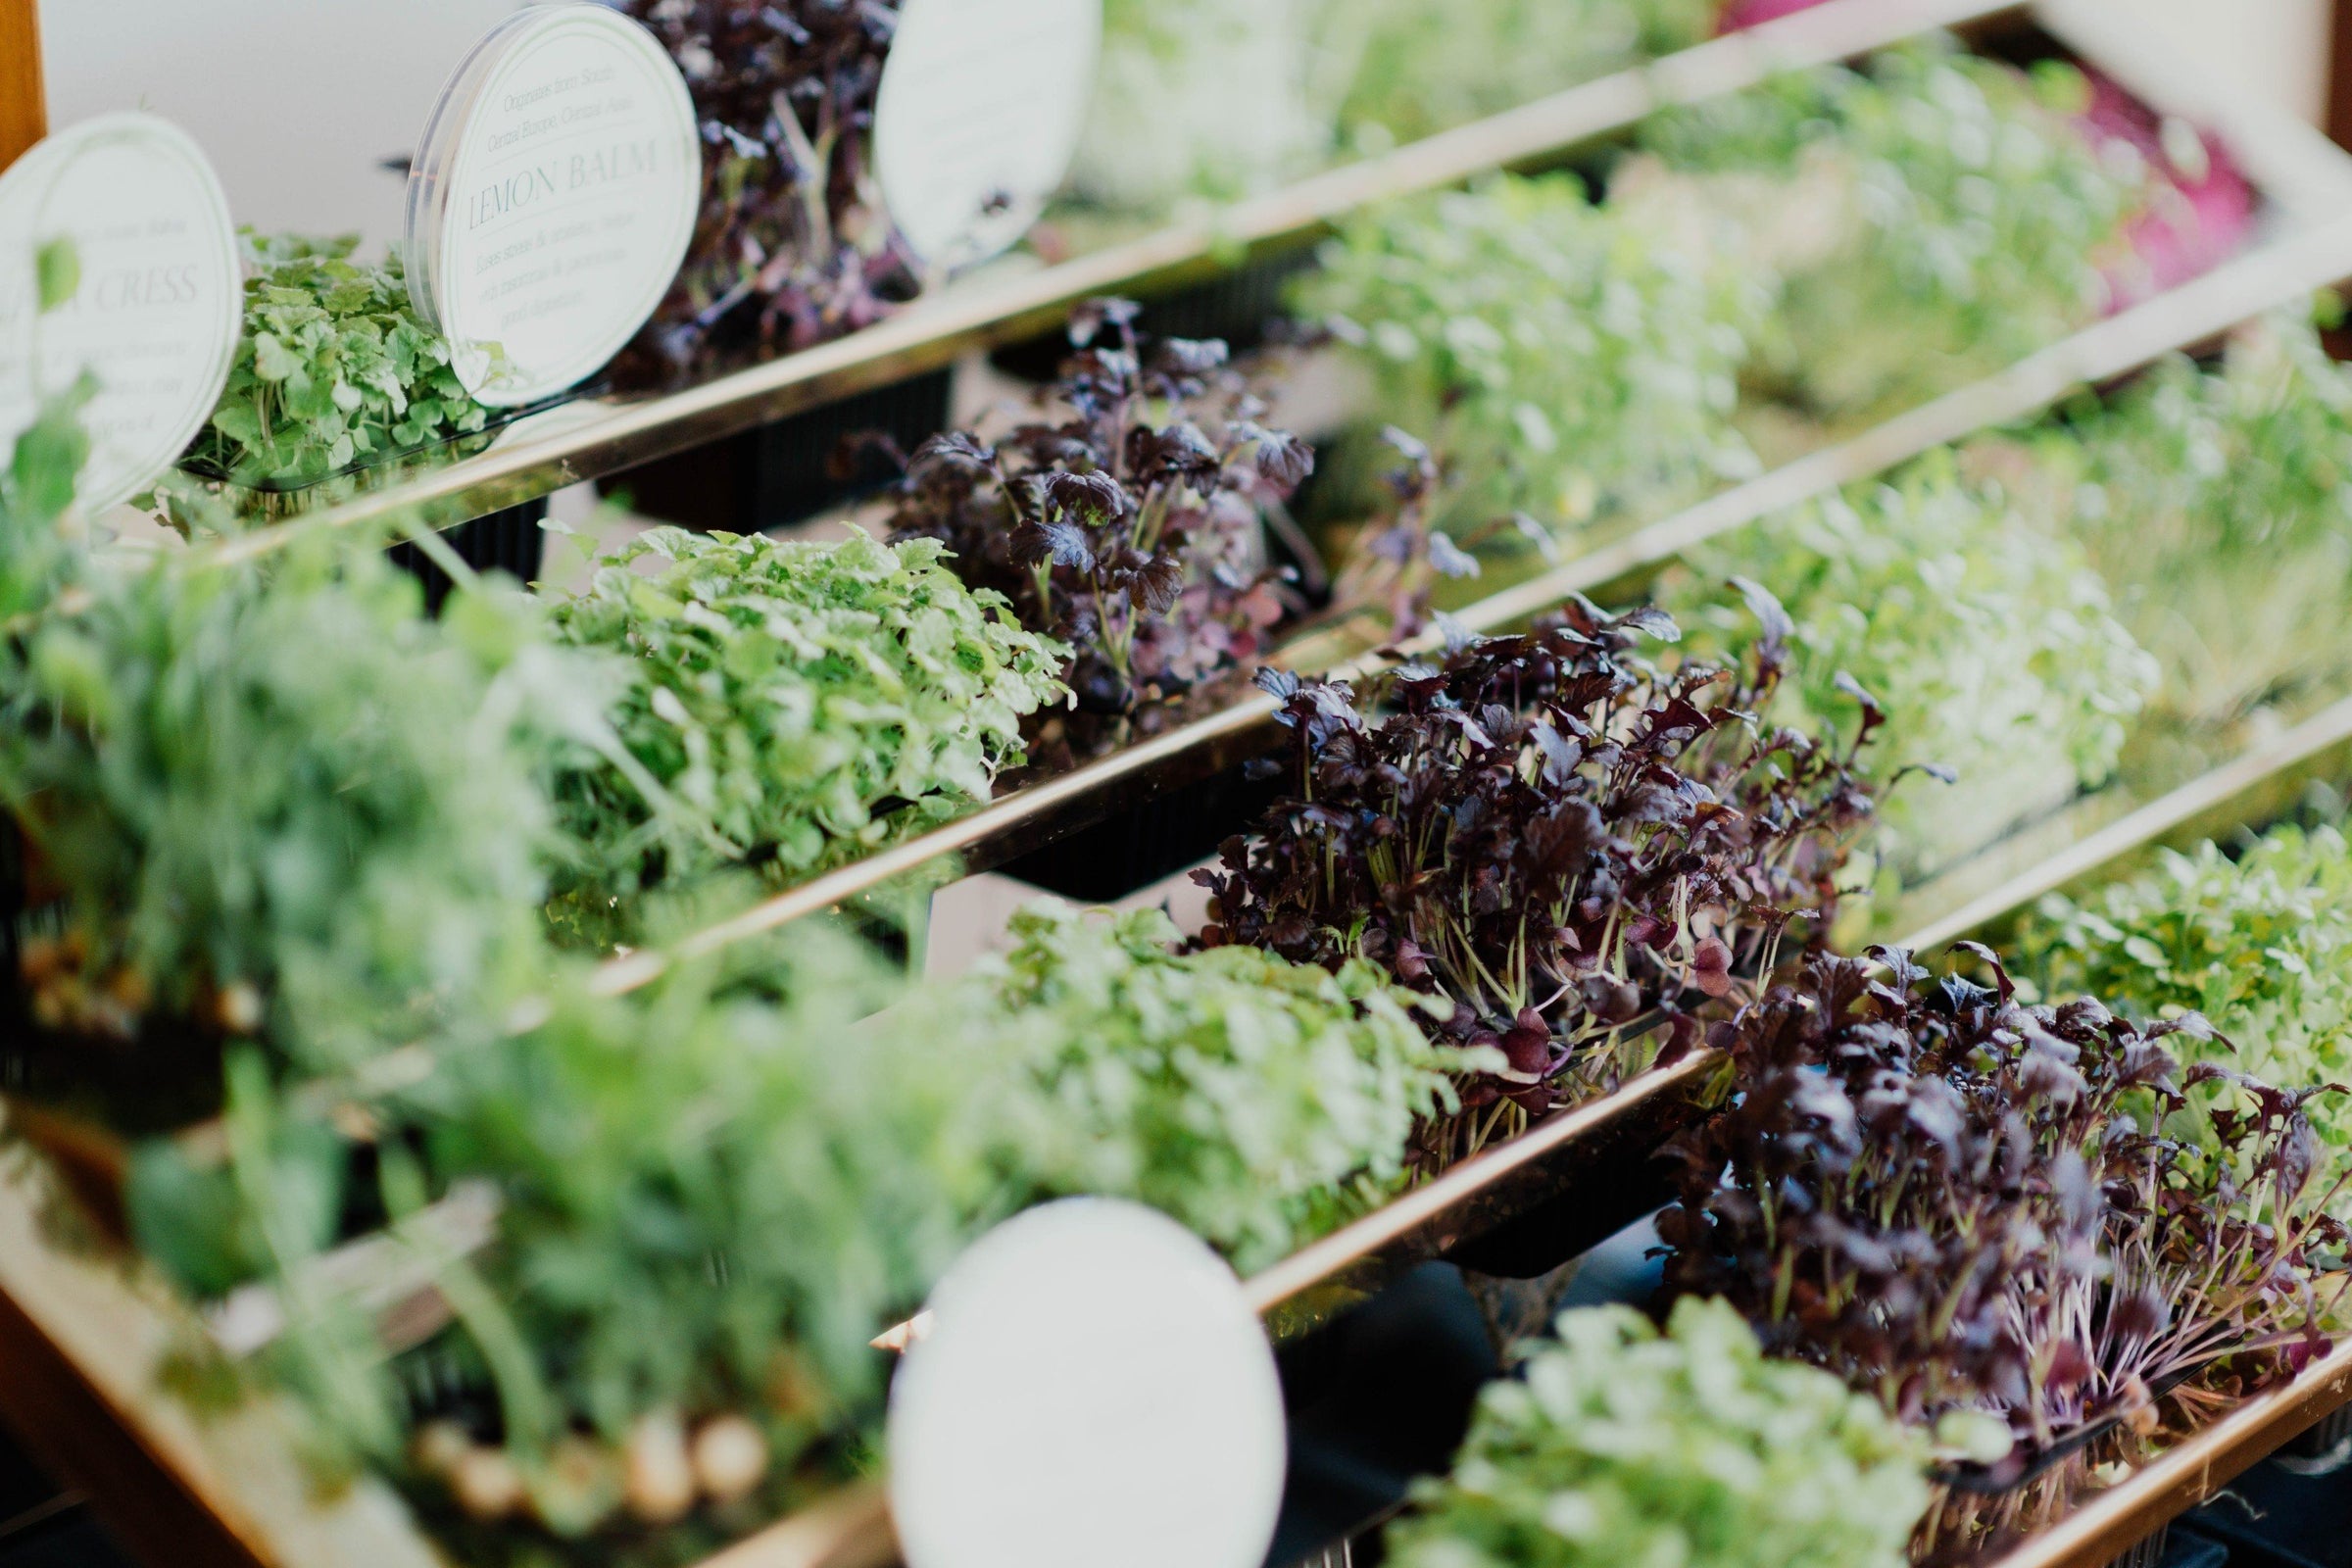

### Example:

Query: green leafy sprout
xmin=181 ymin=232 xmax=494 ymax=488
xmin=915 ymin=901 xmax=1477 ymax=1274
xmin=2015 ymin=310 xmax=2352 ymax=745
xmin=1298 ymin=170 xmax=1767 ymax=537
xmin=1634 ymin=41 xmax=2137 ymax=417
xmin=1658 ymin=450 xmax=2157 ymax=879
xmin=541 ymin=525 xmax=1069 ymax=935
xmin=0 ymin=525 xmax=561 ymax=1076
xmin=1385 ymin=1298 xmax=1934 ymax=1568
xmin=2018 ymin=818 xmax=2352 ymax=1214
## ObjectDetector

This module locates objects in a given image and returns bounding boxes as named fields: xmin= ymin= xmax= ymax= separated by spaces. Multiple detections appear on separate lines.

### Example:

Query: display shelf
xmin=15 ymin=657 xmax=2352 ymax=1568
xmin=587 ymin=201 xmax=2352 ymax=1004
xmin=538 ymin=0 xmax=2352 ymax=998
xmin=12 ymin=6 xmax=2352 ymax=1568
xmin=1261 ymin=710 xmax=2352 ymax=1568
xmin=127 ymin=0 xmax=2352 ymax=1016
xmin=178 ymin=0 xmax=2036 ymax=557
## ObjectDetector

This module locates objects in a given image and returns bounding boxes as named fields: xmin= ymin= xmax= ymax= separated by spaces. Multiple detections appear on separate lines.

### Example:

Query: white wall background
xmin=34 ymin=0 xmax=2341 ymax=247
xmin=2136 ymin=0 xmax=2330 ymax=126
xmin=41 ymin=0 xmax=520 ymax=245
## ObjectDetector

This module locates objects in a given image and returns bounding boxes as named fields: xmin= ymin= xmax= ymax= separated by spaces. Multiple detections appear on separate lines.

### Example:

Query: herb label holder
xmin=873 ymin=0 xmax=1102 ymax=273
xmin=0 ymin=112 xmax=238 ymax=511
xmin=887 ymin=1200 xmax=1286 ymax=1568
xmin=404 ymin=3 xmax=699 ymax=408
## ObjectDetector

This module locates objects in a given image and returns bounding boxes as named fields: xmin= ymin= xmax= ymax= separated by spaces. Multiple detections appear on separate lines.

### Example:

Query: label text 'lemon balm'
xmin=466 ymin=138 xmax=660 ymax=230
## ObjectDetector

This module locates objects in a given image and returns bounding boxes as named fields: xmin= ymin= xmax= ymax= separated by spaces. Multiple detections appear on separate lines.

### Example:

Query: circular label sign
xmin=0 ymin=113 xmax=239 ymax=512
xmin=405 ymin=4 xmax=698 ymax=408
xmin=887 ymin=1199 xmax=1287 ymax=1568
xmin=874 ymin=0 xmax=1101 ymax=271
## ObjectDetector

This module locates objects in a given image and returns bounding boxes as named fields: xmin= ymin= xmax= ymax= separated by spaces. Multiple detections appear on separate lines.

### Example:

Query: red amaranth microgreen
xmin=1658 ymin=946 xmax=2347 ymax=1555
xmin=883 ymin=299 xmax=1308 ymax=743
xmin=1196 ymin=590 xmax=1875 ymax=1164
xmin=614 ymin=0 xmax=918 ymax=382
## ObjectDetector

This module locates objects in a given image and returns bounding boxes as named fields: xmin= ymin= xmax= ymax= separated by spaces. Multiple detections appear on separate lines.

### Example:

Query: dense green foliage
xmin=920 ymin=903 xmax=1471 ymax=1274
xmin=0 ymin=530 xmax=558 ymax=1073
xmin=0 ymin=375 xmax=91 ymax=618
xmin=165 ymin=924 xmax=988 ymax=1561
xmin=1637 ymin=43 xmax=2135 ymax=416
xmin=1659 ymin=453 xmax=2155 ymax=876
xmin=2019 ymin=822 xmax=2352 ymax=1208
xmin=1299 ymin=172 xmax=1765 ymax=534
xmin=1327 ymin=0 xmax=1715 ymax=152
xmin=181 ymin=234 xmax=492 ymax=488
xmin=1070 ymin=0 xmax=1329 ymax=210
xmin=542 ymin=526 xmax=1067 ymax=921
xmin=1299 ymin=42 xmax=2135 ymax=540
xmin=1385 ymin=1298 xmax=1932 ymax=1568
xmin=2021 ymin=313 xmax=2352 ymax=737
xmin=1071 ymin=0 xmax=1714 ymax=214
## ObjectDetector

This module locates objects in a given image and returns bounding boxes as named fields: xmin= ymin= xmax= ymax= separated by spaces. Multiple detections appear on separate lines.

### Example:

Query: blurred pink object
xmin=1717 ymin=0 xmax=1832 ymax=29
xmin=2077 ymin=70 xmax=2257 ymax=307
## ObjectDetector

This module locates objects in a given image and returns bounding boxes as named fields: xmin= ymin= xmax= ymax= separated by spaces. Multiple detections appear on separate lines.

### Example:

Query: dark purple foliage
xmin=883 ymin=300 xmax=1304 ymax=737
xmin=1196 ymin=594 xmax=1876 ymax=1162
xmin=612 ymin=0 xmax=920 ymax=382
xmin=1657 ymin=946 xmax=2346 ymax=1552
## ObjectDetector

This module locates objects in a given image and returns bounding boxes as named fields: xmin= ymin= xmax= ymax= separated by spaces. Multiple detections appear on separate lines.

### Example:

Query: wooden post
xmin=0 ymin=0 xmax=42 ymax=172
xmin=2335 ymin=0 xmax=2352 ymax=148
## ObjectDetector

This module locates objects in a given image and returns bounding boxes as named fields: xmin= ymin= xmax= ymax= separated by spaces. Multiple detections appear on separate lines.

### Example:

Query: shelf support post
xmin=2335 ymin=0 xmax=2352 ymax=149
xmin=0 ymin=0 xmax=42 ymax=172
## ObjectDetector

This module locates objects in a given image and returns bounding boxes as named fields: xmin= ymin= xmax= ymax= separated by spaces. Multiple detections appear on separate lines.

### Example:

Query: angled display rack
xmin=11 ymin=4 xmax=2352 ymax=1568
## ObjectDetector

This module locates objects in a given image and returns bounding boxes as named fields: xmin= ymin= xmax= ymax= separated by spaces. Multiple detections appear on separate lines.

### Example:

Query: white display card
xmin=888 ymin=1199 xmax=1288 ymax=1568
xmin=0 ymin=113 xmax=239 ymax=512
xmin=405 ymin=3 xmax=698 ymax=407
xmin=874 ymin=0 xmax=1101 ymax=270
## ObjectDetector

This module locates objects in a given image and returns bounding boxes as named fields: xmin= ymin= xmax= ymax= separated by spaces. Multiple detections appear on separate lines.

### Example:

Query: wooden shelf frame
xmin=11 ymin=5 xmax=2352 ymax=1568
xmin=595 ymin=220 xmax=2352 ymax=1001
xmin=182 ymin=0 xmax=2042 ymax=554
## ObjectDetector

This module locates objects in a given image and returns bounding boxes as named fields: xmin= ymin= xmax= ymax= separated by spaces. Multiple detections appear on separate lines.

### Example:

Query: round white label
xmin=888 ymin=1199 xmax=1287 ymax=1568
xmin=0 ymin=113 xmax=239 ymax=512
xmin=874 ymin=0 xmax=1101 ymax=270
xmin=405 ymin=4 xmax=698 ymax=408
